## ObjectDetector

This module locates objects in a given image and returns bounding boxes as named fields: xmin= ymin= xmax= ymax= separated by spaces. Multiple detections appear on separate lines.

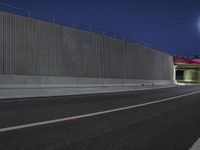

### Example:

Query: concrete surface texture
xmin=0 ymin=12 xmax=173 ymax=81
xmin=0 ymin=84 xmax=175 ymax=100
xmin=0 ymin=75 xmax=173 ymax=89
xmin=184 ymin=69 xmax=200 ymax=83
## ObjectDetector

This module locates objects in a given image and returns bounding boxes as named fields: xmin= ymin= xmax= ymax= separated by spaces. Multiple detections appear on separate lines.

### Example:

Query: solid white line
xmin=0 ymin=90 xmax=200 ymax=133
xmin=189 ymin=137 xmax=200 ymax=150
xmin=0 ymin=85 xmax=177 ymax=103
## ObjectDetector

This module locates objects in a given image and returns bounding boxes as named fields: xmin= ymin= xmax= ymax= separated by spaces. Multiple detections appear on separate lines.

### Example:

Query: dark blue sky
xmin=0 ymin=0 xmax=200 ymax=56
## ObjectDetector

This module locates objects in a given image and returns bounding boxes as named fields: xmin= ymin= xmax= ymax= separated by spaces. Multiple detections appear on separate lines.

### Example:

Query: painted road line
xmin=189 ymin=137 xmax=200 ymax=150
xmin=0 ymin=90 xmax=200 ymax=133
xmin=0 ymin=85 xmax=177 ymax=103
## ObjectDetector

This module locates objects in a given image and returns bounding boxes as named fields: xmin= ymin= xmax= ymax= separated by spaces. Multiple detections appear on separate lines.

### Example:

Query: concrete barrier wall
xmin=0 ymin=12 xmax=174 ymax=81
xmin=0 ymin=75 xmax=173 ymax=89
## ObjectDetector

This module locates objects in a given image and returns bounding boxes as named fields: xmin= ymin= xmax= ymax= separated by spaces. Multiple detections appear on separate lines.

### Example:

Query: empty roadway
xmin=0 ymin=85 xmax=200 ymax=150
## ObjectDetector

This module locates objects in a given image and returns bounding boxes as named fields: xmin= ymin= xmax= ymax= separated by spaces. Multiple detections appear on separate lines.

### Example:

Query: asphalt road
xmin=0 ymin=85 xmax=200 ymax=150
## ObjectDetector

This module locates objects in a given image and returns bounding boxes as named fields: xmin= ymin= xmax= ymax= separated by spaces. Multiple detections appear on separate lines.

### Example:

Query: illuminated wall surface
xmin=0 ymin=12 xmax=174 ymax=80
xmin=175 ymin=68 xmax=200 ymax=83
xmin=183 ymin=69 xmax=200 ymax=83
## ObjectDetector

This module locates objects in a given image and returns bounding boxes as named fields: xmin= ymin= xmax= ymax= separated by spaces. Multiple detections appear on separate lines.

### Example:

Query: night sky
xmin=0 ymin=0 xmax=200 ymax=57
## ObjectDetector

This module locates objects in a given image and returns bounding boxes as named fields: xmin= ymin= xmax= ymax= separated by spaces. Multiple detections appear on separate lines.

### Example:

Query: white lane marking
xmin=189 ymin=137 xmax=200 ymax=150
xmin=0 ymin=90 xmax=200 ymax=133
xmin=0 ymin=85 xmax=177 ymax=103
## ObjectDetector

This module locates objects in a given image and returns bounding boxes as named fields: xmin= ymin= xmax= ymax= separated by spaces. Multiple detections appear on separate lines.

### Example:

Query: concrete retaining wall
xmin=0 ymin=12 xmax=174 ymax=87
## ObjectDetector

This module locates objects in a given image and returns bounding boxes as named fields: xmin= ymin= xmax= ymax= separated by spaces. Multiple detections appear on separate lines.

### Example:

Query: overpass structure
xmin=174 ymin=56 xmax=200 ymax=83
xmin=0 ymin=11 xmax=174 ymax=88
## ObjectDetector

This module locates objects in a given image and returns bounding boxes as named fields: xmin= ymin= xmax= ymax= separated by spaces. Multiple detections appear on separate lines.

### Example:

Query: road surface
xmin=0 ymin=85 xmax=200 ymax=150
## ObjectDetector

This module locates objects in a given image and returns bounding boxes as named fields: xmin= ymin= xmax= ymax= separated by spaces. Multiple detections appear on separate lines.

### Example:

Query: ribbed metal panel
xmin=0 ymin=12 xmax=3 ymax=74
xmin=0 ymin=12 xmax=173 ymax=80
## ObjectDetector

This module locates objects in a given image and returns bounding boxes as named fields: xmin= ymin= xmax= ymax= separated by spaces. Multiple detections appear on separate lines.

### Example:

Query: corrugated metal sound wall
xmin=0 ymin=12 xmax=174 ymax=80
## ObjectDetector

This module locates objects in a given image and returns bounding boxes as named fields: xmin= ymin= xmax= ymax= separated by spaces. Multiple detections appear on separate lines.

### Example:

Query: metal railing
xmin=0 ymin=2 xmax=166 ymax=53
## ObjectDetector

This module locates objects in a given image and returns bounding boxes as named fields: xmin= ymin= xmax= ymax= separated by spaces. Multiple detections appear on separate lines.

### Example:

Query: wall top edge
xmin=0 ymin=11 xmax=171 ymax=57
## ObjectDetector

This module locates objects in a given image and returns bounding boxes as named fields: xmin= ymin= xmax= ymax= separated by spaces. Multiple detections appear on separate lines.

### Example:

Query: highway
xmin=0 ymin=85 xmax=200 ymax=150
